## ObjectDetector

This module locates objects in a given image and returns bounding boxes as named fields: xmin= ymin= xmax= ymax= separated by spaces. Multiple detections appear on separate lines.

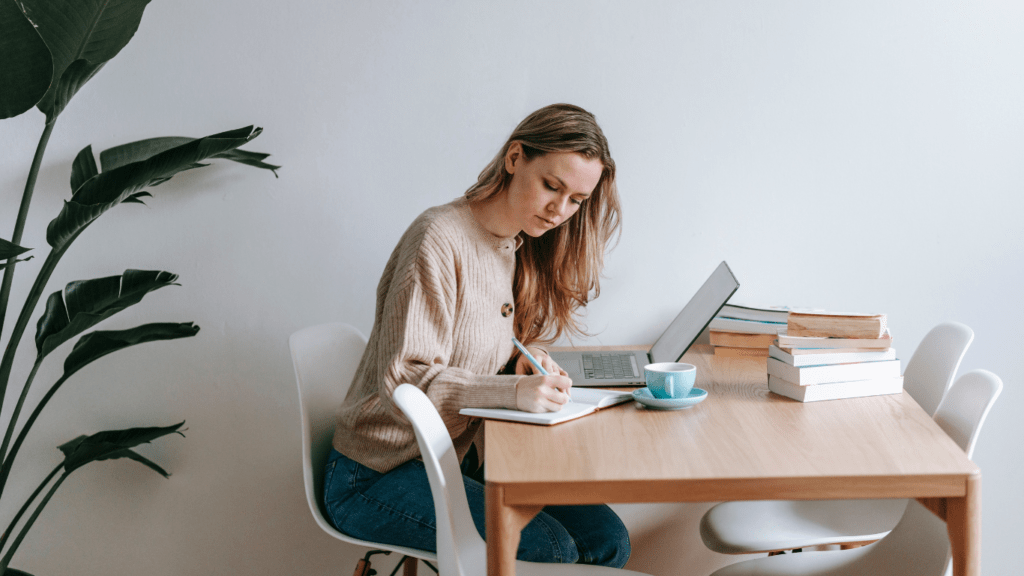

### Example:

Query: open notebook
xmin=459 ymin=388 xmax=633 ymax=426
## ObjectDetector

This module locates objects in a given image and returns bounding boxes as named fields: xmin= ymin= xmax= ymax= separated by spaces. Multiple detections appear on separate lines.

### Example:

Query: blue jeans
xmin=323 ymin=448 xmax=630 ymax=566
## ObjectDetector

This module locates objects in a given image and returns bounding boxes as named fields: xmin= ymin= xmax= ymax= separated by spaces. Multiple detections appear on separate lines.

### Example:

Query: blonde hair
xmin=465 ymin=103 xmax=621 ymax=345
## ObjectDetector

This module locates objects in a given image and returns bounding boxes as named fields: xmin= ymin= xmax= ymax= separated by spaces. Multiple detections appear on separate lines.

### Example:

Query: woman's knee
xmin=589 ymin=516 xmax=630 ymax=568
xmin=542 ymin=504 xmax=631 ymax=567
xmin=517 ymin=511 xmax=580 ymax=564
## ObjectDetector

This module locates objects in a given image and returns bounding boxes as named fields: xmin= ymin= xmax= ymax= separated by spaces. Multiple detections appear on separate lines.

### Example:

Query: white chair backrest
xmin=863 ymin=368 xmax=1001 ymax=575
xmin=933 ymin=369 xmax=1002 ymax=459
xmin=393 ymin=384 xmax=487 ymax=576
xmin=902 ymin=322 xmax=973 ymax=416
xmin=290 ymin=323 xmax=368 ymax=521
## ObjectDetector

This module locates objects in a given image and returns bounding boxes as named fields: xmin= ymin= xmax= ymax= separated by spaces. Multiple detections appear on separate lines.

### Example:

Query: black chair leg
xmin=353 ymin=550 xmax=390 ymax=576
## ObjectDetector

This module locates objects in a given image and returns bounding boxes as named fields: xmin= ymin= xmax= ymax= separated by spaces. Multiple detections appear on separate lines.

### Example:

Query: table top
xmin=484 ymin=345 xmax=978 ymax=506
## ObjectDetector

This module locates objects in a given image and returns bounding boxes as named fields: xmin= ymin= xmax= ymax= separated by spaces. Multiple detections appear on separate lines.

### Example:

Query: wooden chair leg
xmin=840 ymin=540 xmax=878 ymax=550
xmin=403 ymin=556 xmax=418 ymax=576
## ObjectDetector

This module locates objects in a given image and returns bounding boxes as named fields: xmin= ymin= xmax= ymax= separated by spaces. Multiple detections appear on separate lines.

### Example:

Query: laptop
xmin=550 ymin=261 xmax=739 ymax=386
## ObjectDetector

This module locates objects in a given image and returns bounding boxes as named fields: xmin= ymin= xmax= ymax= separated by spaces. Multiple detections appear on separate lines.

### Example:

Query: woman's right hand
xmin=516 ymin=374 xmax=573 ymax=413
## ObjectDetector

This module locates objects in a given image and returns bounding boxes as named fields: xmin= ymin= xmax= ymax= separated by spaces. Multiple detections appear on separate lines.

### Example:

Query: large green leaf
xmin=34 ymin=269 xmax=179 ymax=360
xmin=99 ymin=137 xmax=193 ymax=171
xmin=58 ymin=422 xmax=183 ymax=474
xmin=62 ymin=322 xmax=199 ymax=378
xmin=19 ymin=0 xmax=152 ymax=121
xmin=100 ymin=136 xmax=281 ymax=175
xmin=70 ymin=145 xmax=100 ymax=194
xmin=4 ymin=568 xmax=33 ymax=576
xmin=0 ymin=0 xmax=53 ymax=119
xmin=46 ymin=126 xmax=269 ymax=250
xmin=47 ymin=58 xmax=106 ymax=119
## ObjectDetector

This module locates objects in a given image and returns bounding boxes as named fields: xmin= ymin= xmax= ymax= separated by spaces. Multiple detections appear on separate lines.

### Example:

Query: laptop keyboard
xmin=582 ymin=353 xmax=640 ymax=379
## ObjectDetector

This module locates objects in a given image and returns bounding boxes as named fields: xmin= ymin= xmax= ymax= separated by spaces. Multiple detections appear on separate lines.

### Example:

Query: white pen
xmin=512 ymin=337 xmax=571 ymax=403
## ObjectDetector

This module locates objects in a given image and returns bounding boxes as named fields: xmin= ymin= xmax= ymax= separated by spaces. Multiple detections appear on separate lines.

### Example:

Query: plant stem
xmin=0 ymin=359 xmax=41 ymax=464
xmin=0 ymin=241 xmax=74 ymax=446
xmin=0 ymin=240 xmax=76 ymax=499
xmin=0 ymin=462 xmax=61 ymax=556
xmin=0 ymin=470 xmax=68 ymax=572
xmin=0 ymin=119 xmax=55 ymax=342
xmin=0 ymin=371 xmax=71 ymax=498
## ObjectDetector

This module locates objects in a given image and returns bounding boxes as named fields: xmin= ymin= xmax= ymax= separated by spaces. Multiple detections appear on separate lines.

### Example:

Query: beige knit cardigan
xmin=332 ymin=197 xmax=525 ymax=473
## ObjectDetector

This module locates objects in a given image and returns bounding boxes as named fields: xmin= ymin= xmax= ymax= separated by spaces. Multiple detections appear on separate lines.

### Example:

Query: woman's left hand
xmin=515 ymin=347 xmax=567 ymax=376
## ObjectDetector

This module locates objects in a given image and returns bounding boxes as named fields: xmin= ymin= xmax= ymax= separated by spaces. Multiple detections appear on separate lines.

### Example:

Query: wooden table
xmin=484 ymin=345 xmax=980 ymax=575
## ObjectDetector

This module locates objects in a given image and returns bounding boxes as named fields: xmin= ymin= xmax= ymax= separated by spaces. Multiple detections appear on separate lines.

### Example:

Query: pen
xmin=512 ymin=337 xmax=572 ymax=403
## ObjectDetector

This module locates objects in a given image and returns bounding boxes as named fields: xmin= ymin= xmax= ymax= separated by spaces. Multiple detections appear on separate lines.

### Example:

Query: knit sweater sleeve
xmin=371 ymin=226 xmax=521 ymax=420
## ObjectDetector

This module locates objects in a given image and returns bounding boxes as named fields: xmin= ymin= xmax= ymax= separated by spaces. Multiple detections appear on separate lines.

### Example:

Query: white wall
xmin=1 ymin=1 xmax=1021 ymax=574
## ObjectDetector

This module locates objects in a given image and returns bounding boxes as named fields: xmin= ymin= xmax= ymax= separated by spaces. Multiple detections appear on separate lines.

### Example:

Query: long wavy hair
xmin=465 ymin=103 xmax=621 ymax=345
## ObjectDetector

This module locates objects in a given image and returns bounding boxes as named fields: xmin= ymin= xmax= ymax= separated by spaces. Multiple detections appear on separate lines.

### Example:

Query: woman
xmin=324 ymin=104 xmax=628 ymax=566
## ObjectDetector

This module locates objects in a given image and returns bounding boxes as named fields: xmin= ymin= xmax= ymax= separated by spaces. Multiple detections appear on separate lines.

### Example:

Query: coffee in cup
xmin=644 ymin=362 xmax=697 ymax=399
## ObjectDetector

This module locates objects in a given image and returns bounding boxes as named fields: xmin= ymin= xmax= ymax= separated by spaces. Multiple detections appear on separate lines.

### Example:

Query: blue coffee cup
xmin=644 ymin=362 xmax=697 ymax=399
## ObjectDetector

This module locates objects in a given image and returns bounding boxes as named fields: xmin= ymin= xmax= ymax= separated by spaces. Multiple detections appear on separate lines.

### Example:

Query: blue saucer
xmin=632 ymin=387 xmax=707 ymax=410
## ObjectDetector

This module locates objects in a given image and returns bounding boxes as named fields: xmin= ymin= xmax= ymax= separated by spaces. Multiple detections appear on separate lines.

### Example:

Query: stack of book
xmin=709 ymin=304 xmax=790 ymax=357
xmin=767 ymin=311 xmax=901 ymax=402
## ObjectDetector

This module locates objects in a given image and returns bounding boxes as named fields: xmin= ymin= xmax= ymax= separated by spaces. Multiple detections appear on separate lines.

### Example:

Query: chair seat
xmin=709 ymin=501 xmax=951 ymax=576
xmin=315 ymin=513 xmax=437 ymax=562
xmin=700 ymin=498 xmax=906 ymax=553
xmin=711 ymin=545 xmax=877 ymax=575
xmin=515 ymin=561 xmax=650 ymax=575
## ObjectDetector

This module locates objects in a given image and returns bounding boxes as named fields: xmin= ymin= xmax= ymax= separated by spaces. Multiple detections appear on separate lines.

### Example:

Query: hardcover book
xmin=714 ymin=346 xmax=769 ymax=358
xmin=766 ymin=357 xmax=902 ymax=386
xmin=710 ymin=330 xmax=777 ymax=349
xmin=709 ymin=317 xmax=786 ymax=335
xmin=787 ymin=311 xmax=888 ymax=339
xmin=768 ymin=375 xmax=904 ymax=402
xmin=768 ymin=345 xmax=897 ymax=367
xmin=776 ymin=330 xmax=892 ymax=351
xmin=718 ymin=303 xmax=793 ymax=323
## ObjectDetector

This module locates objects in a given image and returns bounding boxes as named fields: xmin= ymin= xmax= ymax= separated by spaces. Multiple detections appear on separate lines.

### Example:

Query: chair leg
xmin=386 ymin=556 xmax=418 ymax=576
xmin=840 ymin=540 xmax=878 ymax=550
xmin=354 ymin=550 xmax=391 ymax=576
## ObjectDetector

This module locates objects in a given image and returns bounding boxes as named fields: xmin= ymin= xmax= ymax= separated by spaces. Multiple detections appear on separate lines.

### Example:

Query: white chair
xmin=903 ymin=322 xmax=974 ymax=417
xmin=708 ymin=368 xmax=1002 ymax=576
xmin=699 ymin=322 xmax=974 ymax=555
xmin=291 ymin=323 xmax=437 ymax=576
xmin=392 ymin=383 xmax=651 ymax=576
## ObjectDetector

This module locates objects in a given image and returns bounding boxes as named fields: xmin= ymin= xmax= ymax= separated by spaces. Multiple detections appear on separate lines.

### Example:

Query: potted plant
xmin=0 ymin=1 xmax=278 ymax=573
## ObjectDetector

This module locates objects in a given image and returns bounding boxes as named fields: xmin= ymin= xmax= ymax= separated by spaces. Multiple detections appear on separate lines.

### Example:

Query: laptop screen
xmin=649 ymin=261 xmax=740 ymax=364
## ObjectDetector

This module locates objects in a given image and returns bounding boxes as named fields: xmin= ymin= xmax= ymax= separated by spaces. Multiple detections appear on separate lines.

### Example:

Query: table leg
xmin=947 ymin=472 xmax=981 ymax=576
xmin=486 ymin=483 xmax=542 ymax=576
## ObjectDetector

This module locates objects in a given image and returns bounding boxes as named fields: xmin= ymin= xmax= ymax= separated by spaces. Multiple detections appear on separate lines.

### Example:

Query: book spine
xmin=781 ymin=346 xmax=892 ymax=356
xmin=714 ymin=346 xmax=770 ymax=358
xmin=776 ymin=335 xmax=892 ymax=350
xmin=768 ymin=345 xmax=897 ymax=367
xmin=710 ymin=331 xmax=777 ymax=348
xmin=719 ymin=306 xmax=790 ymax=323
xmin=709 ymin=317 xmax=785 ymax=335
xmin=768 ymin=375 xmax=904 ymax=402
xmin=786 ymin=314 xmax=887 ymax=339
xmin=766 ymin=357 xmax=902 ymax=386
